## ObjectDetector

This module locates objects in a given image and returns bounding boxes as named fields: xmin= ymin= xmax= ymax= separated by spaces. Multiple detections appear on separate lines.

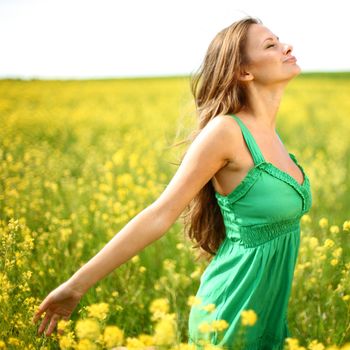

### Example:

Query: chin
xmin=287 ymin=64 xmax=301 ymax=80
xmin=293 ymin=63 xmax=302 ymax=75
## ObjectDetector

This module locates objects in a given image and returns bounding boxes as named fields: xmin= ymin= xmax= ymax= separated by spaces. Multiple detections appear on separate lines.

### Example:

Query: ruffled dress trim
xmin=224 ymin=216 xmax=301 ymax=248
xmin=258 ymin=153 xmax=312 ymax=213
xmin=216 ymin=114 xmax=312 ymax=215
xmin=215 ymin=154 xmax=312 ymax=214
xmin=215 ymin=165 xmax=262 ymax=204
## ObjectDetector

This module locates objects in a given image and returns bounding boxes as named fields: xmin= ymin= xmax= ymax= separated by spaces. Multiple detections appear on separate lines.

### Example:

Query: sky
xmin=0 ymin=0 xmax=349 ymax=79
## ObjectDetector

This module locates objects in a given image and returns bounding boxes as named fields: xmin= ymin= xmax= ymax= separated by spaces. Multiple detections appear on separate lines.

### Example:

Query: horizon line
xmin=1 ymin=70 xmax=350 ymax=81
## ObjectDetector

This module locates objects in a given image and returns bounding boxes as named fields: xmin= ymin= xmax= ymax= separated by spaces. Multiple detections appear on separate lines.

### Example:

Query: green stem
xmin=338 ymin=301 xmax=350 ymax=345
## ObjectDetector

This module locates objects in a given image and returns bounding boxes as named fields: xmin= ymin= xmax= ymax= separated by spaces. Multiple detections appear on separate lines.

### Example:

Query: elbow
xmin=146 ymin=201 xmax=179 ymax=238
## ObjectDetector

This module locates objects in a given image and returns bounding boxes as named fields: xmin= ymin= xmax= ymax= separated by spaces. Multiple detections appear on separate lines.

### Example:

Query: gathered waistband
xmin=225 ymin=217 xmax=301 ymax=248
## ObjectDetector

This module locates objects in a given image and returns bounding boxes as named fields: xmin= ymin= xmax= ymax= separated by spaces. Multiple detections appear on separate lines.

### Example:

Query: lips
xmin=283 ymin=56 xmax=297 ymax=63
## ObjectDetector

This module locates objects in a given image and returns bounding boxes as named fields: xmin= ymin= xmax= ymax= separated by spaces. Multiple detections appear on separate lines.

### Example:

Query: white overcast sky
xmin=0 ymin=0 xmax=349 ymax=79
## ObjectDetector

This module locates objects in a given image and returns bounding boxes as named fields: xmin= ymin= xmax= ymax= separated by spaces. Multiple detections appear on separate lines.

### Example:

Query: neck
xmin=239 ymin=82 xmax=287 ymax=132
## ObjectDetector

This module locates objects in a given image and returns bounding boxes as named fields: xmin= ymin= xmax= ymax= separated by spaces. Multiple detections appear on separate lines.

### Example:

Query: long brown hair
xmin=178 ymin=16 xmax=263 ymax=263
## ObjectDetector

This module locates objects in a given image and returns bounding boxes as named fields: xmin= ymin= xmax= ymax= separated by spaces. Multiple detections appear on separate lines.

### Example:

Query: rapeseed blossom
xmin=2 ymin=75 xmax=350 ymax=349
xmin=86 ymin=303 xmax=110 ymax=321
xmin=149 ymin=298 xmax=170 ymax=321
xmin=153 ymin=313 xmax=177 ymax=345
xmin=241 ymin=309 xmax=257 ymax=326
xmin=103 ymin=325 xmax=124 ymax=348
xmin=319 ymin=218 xmax=329 ymax=229
xmin=75 ymin=319 xmax=101 ymax=340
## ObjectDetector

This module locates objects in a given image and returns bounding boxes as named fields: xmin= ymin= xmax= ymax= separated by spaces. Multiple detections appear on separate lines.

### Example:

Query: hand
xmin=32 ymin=280 xmax=85 ymax=336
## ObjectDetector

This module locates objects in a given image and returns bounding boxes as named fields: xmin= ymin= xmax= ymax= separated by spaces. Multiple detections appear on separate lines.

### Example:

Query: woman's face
xmin=242 ymin=23 xmax=301 ymax=84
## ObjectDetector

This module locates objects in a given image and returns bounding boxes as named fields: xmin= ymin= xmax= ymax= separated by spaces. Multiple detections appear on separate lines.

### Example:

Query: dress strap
xmin=229 ymin=114 xmax=265 ymax=165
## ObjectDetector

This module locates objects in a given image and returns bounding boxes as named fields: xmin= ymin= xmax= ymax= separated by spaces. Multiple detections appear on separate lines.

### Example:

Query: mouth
xmin=283 ymin=56 xmax=297 ymax=63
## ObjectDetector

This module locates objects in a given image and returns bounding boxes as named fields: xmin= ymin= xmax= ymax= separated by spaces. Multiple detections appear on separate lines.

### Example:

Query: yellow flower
xmin=332 ymin=247 xmax=343 ymax=258
xmin=75 ymin=318 xmax=101 ymax=340
xmin=324 ymin=239 xmax=335 ymax=249
xmin=330 ymin=225 xmax=340 ymax=234
xmin=319 ymin=218 xmax=329 ymax=229
xmin=342 ymin=295 xmax=350 ymax=301
xmin=301 ymin=214 xmax=312 ymax=224
xmin=198 ymin=321 xmax=212 ymax=333
xmin=86 ymin=303 xmax=109 ymax=321
xmin=343 ymin=221 xmax=350 ymax=231
xmin=139 ymin=266 xmax=146 ymax=273
xmin=138 ymin=333 xmax=154 ymax=346
xmin=201 ymin=303 xmax=216 ymax=313
xmin=187 ymin=295 xmax=202 ymax=307
xmin=0 ymin=341 xmax=5 ymax=349
xmin=149 ymin=298 xmax=170 ymax=316
xmin=341 ymin=342 xmax=350 ymax=350
xmin=57 ymin=319 xmax=72 ymax=333
xmin=126 ymin=336 xmax=145 ymax=349
xmin=308 ymin=339 xmax=325 ymax=350
xmin=104 ymin=160 xmax=114 ymax=170
xmin=153 ymin=314 xmax=177 ymax=346
xmin=241 ymin=309 xmax=258 ymax=326
xmin=103 ymin=325 xmax=124 ymax=348
xmin=309 ymin=237 xmax=319 ymax=249
xmin=131 ymin=255 xmax=140 ymax=263
xmin=190 ymin=267 xmax=202 ymax=279
xmin=309 ymin=277 xmax=317 ymax=284
xmin=330 ymin=259 xmax=339 ymax=266
xmin=75 ymin=338 xmax=98 ymax=350
xmin=8 ymin=338 xmax=21 ymax=346
xmin=175 ymin=343 xmax=197 ymax=350
xmin=211 ymin=319 xmax=229 ymax=331
xmin=163 ymin=259 xmax=176 ymax=271
xmin=58 ymin=332 xmax=76 ymax=349
xmin=112 ymin=150 xmax=124 ymax=166
xmin=204 ymin=345 xmax=223 ymax=350
xmin=285 ymin=337 xmax=300 ymax=350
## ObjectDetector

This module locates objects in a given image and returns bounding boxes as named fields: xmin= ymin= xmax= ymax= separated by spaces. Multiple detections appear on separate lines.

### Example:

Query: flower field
xmin=0 ymin=73 xmax=350 ymax=349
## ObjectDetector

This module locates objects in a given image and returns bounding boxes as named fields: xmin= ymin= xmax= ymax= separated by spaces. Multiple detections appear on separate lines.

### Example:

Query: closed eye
xmin=267 ymin=44 xmax=275 ymax=48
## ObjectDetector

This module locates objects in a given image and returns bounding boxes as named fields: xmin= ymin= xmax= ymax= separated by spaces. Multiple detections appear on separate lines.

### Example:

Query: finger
xmin=32 ymin=305 xmax=43 ymax=324
xmin=33 ymin=310 xmax=44 ymax=324
xmin=38 ymin=312 xmax=52 ymax=335
xmin=33 ymin=296 xmax=52 ymax=324
xmin=57 ymin=314 xmax=71 ymax=335
xmin=45 ymin=314 xmax=60 ymax=336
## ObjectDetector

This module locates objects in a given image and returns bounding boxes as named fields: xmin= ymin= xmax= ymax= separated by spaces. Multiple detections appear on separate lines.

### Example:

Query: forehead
xmin=246 ymin=24 xmax=277 ymax=48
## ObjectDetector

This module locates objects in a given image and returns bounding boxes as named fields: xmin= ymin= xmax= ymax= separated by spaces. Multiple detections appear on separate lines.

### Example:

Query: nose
xmin=283 ymin=43 xmax=293 ymax=55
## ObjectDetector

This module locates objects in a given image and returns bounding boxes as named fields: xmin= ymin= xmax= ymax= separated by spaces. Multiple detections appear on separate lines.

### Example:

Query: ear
xmin=237 ymin=69 xmax=254 ymax=82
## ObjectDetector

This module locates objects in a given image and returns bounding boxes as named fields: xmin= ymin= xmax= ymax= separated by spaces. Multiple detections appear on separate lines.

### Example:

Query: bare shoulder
xmin=148 ymin=113 xmax=243 ymax=228
xmin=202 ymin=114 xmax=241 ymax=138
xmin=206 ymin=114 xmax=242 ymax=137
xmin=202 ymin=114 xmax=242 ymax=158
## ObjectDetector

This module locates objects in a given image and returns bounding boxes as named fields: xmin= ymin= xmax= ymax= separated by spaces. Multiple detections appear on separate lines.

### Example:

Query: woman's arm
xmin=67 ymin=204 xmax=173 ymax=295
xmin=67 ymin=115 xmax=236 ymax=294
xmin=33 ymin=115 xmax=237 ymax=335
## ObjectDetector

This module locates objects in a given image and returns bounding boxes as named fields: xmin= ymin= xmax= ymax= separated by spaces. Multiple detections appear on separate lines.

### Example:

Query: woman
xmin=32 ymin=16 xmax=312 ymax=349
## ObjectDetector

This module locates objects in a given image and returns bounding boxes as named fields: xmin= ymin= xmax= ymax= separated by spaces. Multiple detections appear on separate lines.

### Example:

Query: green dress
xmin=188 ymin=114 xmax=312 ymax=350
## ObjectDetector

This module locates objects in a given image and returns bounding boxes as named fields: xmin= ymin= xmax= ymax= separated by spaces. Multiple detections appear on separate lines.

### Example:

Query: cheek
xmin=249 ymin=55 xmax=283 ymax=80
xmin=254 ymin=54 xmax=279 ymax=69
